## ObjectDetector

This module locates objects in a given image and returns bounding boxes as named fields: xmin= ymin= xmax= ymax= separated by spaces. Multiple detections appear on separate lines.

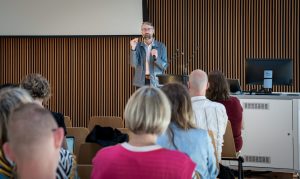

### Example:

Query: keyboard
xmin=252 ymin=92 xmax=281 ymax=96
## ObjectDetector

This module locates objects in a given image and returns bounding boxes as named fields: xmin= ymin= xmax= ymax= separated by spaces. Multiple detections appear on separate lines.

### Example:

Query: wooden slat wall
xmin=0 ymin=0 xmax=299 ymax=127
xmin=0 ymin=37 xmax=135 ymax=127
xmin=148 ymin=0 xmax=299 ymax=92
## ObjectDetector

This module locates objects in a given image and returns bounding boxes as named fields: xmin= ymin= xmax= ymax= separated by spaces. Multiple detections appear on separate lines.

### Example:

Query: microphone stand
xmin=168 ymin=49 xmax=183 ymax=64
xmin=182 ymin=45 xmax=199 ymax=85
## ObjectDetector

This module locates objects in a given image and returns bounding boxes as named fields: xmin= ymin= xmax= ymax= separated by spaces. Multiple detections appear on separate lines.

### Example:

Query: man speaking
xmin=130 ymin=22 xmax=168 ymax=87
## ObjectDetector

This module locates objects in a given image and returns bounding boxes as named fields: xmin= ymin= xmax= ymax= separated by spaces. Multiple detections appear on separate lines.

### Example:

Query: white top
xmin=121 ymin=142 xmax=162 ymax=152
xmin=191 ymin=96 xmax=228 ymax=162
xmin=145 ymin=43 xmax=153 ymax=75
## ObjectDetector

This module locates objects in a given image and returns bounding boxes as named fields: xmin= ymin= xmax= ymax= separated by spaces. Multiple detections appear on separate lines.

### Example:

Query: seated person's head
xmin=161 ymin=83 xmax=196 ymax=129
xmin=206 ymin=70 xmax=230 ymax=100
xmin=20 ymin=73 xmax=51 ymax=103
xmin=124 ymin=86 xmax=171 ymax=135
xmin=0 ymin=88 xmax=33 ymax=146
xmin=189 ymin=69 xmax=208 ymax=95
xmin=3 ymin=103 xmax=64 ymax=176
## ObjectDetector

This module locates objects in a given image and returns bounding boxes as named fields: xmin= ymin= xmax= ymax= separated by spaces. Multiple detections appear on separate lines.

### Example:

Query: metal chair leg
xmin=238 ymin=156 xmax=244 ymax=179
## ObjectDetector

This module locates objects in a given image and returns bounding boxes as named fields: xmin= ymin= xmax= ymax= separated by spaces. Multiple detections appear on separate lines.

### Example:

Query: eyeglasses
xmin=141 ymin=28 xmax=153 ymax=31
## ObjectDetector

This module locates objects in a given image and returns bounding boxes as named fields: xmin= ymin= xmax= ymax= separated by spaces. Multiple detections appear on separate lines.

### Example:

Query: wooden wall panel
xmin=0 ymin=0 xmax=299 ymax=127
xmin=0 ymin=37 xmax=135 ymax=127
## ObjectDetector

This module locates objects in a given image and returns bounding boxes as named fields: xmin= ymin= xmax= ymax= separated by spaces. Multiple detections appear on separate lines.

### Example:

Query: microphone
xmin=151 ymin=46 xmax=157 ymax=61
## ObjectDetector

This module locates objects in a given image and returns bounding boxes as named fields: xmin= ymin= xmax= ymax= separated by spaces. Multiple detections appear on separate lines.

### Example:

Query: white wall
xmin=0 ymin=0 xmax=143 ymax=35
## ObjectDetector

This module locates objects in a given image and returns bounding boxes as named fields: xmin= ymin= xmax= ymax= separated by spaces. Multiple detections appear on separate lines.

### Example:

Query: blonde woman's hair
xmin=124 ymin=86 xmax=171 ymax=135
xmin=0 ymin=88 xmax=33 ymax=145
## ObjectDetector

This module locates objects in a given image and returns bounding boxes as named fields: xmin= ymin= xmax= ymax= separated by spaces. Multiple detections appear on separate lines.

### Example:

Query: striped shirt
xmin=0 ymin=148 xmax=76 ymax=179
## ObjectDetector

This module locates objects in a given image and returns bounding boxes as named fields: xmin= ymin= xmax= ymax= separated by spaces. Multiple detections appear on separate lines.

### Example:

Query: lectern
xmin=156 ymin=74 xmax=189 ymax=86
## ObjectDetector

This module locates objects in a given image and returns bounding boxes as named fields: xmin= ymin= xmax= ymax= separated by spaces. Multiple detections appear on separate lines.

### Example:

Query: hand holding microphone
xmin=151 ymin=47 xmax=158 ymax=61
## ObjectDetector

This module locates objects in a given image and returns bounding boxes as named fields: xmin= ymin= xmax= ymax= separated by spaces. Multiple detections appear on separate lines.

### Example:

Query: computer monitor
xmin=245 ymin=59 xmax=293 ymax=87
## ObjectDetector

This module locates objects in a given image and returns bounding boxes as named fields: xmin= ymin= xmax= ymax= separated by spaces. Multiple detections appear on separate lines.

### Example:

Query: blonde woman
xmin=92 ymin=86 xmax=195 ymax=179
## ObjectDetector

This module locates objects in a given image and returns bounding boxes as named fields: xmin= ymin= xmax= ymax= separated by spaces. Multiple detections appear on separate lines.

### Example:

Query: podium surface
xmin=156 ymin=74 xmax=188 ymax=85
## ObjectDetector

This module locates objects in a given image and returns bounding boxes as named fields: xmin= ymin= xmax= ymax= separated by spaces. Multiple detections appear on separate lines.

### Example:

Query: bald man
xmin=188 ymin=69 xmax=228 ymax=162
xmin=3 ymin=103 xmax=64 ymax=179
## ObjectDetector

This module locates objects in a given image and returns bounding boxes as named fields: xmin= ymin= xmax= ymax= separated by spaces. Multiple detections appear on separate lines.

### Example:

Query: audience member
xmin=91 ymin=86 xmax=196 ymax=179
xmin=20 ymin=74 xmax=77 ymax=178
xmin=188 ymin=69 xmax=228 ymax=162
xmin=0 ymin=86 xmax=76 ymax=178
xmin=3 ymin=103 xmax=63 ymax=179
xmin=20 ymin=73 xmax=67 ymax=135
xmin=206 ymin=70 xmax=243 ymax=152
xmin=157 ymin=83 xmax=218 ymax=178
xmin=0 ymin=88 xmax=33 ymax=179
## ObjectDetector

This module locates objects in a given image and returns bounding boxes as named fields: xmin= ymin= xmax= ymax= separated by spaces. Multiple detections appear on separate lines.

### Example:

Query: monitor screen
xmin=66 ymin=136 xmax=75 ymax=154
xmin=245 ymin=59 xmax=293 ymax=86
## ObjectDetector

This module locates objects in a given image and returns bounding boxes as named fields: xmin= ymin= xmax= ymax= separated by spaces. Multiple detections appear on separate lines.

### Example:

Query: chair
xmin=66 ymin=127 xmax=89 ymax=156
xmin=116 ymin=127 xmax=130 ymax=135
xmin=64 ymin=116 xmax=72 ymax=127
xmin=208 ymin=130 xmax=218 ymax=168
xmin=116 ymin=128 xmax=131 ymax=140
xmin=77 ymin=164 xmax=93 ymax=179
xmin=221 ymin=121 xmax=244 ymax=179
xmin=78 ymin=143 xmax=103 ymax=164
xmin=88 ymin=116 xmax=124 ymax=131
xmin=194 ymin=171 xmax=201 ymax=179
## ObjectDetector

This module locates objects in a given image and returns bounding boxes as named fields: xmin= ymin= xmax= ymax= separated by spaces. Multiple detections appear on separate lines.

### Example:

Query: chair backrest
xmin=221 ymin=120 xmax=237 ymax=158
xmin=194 ymin=171 xmax=201 ymax=179
xmin=77 ymin=164 xmax=93 ymax=179
xmin=64 ymin=116 xmax=72 ymax=127
xmin=66 ymin=127 xmax=89 ymax=156
xmin=88 ymin=116 xmax=124 ymax=131
xmin=208 ymin=130 xmax=218 ymax=165
xmin=116 ymin=127 xmax=130 ymax=135
xmin=78 ymin=143 xmax=103 ymax=164
xmin=116 ymin=128 xmax=131 ymax=140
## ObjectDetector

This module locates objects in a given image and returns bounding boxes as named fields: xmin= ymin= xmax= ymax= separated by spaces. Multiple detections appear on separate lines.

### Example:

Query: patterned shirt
xmin=0 ymin=149 xmax=13 ymax=179
xmin=191 ymin=96 xmax=228 ymax=162
xmin=0 ymin=148 xmax=76 ymax=179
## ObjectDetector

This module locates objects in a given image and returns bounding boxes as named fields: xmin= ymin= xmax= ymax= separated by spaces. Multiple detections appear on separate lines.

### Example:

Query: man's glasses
xmin=141 ymin=28 xmax=153 ymax=31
